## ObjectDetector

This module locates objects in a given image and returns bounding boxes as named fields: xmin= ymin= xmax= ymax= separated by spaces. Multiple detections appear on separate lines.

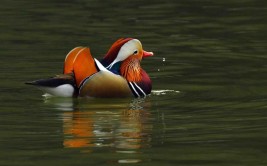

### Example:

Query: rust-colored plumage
xmin=64 ymin=47 xmax=84 ymax=74
xmin=63 ymin=47 xmax=98 ymax=87
xmin=102 ymin=38 xmax=133 ymax=65
xmin=120 ymin=56 xmax=142 ymax=82
xmin=72 ymin=48 xmax=98 ymax=87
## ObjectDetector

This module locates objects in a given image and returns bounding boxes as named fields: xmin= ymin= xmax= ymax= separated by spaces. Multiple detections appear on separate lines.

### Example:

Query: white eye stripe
xmin=118 ymin=39 xmax=140 ymax=58
xmin=106 ymin=39 xmax=142 ymax=69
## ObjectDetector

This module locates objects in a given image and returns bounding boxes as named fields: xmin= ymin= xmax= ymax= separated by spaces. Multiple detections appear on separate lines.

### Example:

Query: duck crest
xmin=102 ymin=38 xmax=133 ymax=66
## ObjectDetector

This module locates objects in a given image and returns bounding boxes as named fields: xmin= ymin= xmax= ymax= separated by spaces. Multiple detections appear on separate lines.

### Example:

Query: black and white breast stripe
xmin=128 ymin=82 xmax=147 ymax=97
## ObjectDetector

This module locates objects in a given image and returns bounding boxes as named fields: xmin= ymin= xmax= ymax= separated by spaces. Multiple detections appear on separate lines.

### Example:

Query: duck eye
xmin=133 ymin=50 xmax=138 ymax=55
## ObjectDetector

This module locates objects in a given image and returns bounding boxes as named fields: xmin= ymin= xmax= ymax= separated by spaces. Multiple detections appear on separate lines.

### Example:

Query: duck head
xmin=102 ymin=38 xmax=153 ymax=82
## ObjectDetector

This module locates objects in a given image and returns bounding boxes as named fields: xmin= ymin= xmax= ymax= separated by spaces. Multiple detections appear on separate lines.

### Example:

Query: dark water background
xmin=1 ymin=0 xmax=267 ymax=165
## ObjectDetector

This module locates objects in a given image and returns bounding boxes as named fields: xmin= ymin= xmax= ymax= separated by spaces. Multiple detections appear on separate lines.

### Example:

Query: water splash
xmin=152 ymin=89 xmax=180 ymax=96
xmin=42 ymin=93 xmax=53 ymax=98
xmin=157 ymin=57 xmax=166 ymax=72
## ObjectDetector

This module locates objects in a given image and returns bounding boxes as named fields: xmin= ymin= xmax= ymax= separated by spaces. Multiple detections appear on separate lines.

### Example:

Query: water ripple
xmin=152 ymin=89 xmax=180 ymax=96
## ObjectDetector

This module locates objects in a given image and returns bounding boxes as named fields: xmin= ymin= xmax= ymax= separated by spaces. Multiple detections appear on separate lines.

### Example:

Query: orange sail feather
xmin=72 ymin=48 xmax=98 ymax=87
xmin=64 ymin=47 xmax=84 ymax=74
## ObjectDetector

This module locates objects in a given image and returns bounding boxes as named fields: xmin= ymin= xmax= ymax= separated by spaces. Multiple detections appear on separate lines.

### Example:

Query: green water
xmin=1 ymin=0 xmax=267 ymax=165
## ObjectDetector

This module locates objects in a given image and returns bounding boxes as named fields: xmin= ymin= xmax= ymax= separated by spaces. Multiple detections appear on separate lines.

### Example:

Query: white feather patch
xmin=94 ymin=58 xmax=112 ymax=73
xmin=107 ymin=39 xmax=141 ymax=69
xmin=39 ymin=84 xmax=74 ymax=97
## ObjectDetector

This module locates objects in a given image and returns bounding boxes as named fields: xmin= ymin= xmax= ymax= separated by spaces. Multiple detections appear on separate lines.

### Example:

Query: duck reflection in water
xmin=45 ymin=97 xmax=152 ymax=153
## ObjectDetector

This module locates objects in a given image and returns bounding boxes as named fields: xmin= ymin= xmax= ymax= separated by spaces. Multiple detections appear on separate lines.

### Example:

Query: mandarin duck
xmin=26 ymin=38 xmax=154 ymax=98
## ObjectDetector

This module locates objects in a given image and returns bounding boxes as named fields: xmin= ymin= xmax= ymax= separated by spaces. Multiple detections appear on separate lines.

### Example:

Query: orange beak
xmin=143 ymin=50 xmax=154 ymax=58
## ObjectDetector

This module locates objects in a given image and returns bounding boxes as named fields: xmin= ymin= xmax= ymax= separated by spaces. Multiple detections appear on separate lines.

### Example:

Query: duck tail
xmin=26 ymin=47 xmax=99 ymax=97
xmin=25 ymin=74 xmax=77 ymax=97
